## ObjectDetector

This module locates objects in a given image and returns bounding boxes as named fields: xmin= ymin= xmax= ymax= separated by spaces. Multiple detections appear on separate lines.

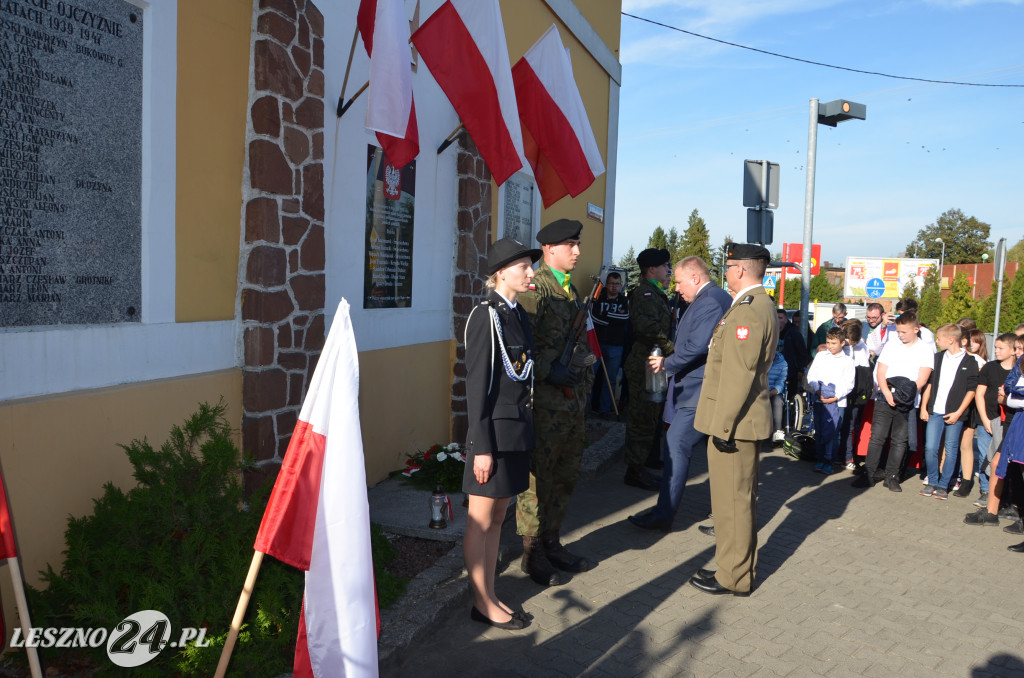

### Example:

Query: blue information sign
xmin=866 ymin=278 xmax=886 ymax=299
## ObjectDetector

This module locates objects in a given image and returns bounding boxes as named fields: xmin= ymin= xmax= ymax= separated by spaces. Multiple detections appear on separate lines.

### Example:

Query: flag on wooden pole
xmin=512 ymin=25 xmax=605 ymax=207
xmin=357 ymin=0 xmax=419 ymax=167
xmin=411 ymin=0 xmax=525 ymax=184
xmin=253 ymin=300 xmax=378 ymax=677
xmin=0 ymin=469 xmax=16 ymax=642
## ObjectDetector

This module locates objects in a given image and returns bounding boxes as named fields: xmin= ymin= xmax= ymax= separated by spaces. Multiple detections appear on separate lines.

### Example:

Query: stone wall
xmin=450 ymin=135 xmax=493 ymax=444
xmin=239 ymin=0 xmax=326 ymax=490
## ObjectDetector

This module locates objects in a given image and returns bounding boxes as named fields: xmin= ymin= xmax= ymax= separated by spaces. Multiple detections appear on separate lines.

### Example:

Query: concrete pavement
xmin=379 ymin=439 xmax=1024 ymax=677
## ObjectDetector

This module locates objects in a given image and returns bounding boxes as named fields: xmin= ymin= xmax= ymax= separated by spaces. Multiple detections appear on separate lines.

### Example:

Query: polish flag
xmin=512 ymin=25 xmax=605 ymax=208
xmin=586 ymin=312 xmax=603 ymax=360
xmin=254 ymin=300 xmax=378 ymax=677
xmin=411 ymin=0 xmax=525 ymax=185
xmin=1 ymin=470 xmax=17 ymax=641
xmin=358 ymin=0 xmax=419 ymax=168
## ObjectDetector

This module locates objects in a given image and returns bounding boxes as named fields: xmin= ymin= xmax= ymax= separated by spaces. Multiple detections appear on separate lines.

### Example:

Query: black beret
xmin=536 ymin=218 xmax=583 ymax=244
xmin=637 ymin=248 xmax=670 ymax=269
xmin=488 ymin=238 xmax=541 ymax=275
xmin=726 ymin=243 xmax=771 ymax=261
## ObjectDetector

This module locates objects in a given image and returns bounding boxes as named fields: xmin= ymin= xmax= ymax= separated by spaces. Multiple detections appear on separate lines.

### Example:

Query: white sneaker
xmin=772 ymin=430 xmax=785 ymax=443
xmin=922 ymin=476 xmax=929 ymax=484
xmin=845 ymin=462 xmax=856 ymax=471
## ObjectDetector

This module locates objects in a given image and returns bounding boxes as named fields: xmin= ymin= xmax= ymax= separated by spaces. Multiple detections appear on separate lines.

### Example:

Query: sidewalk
xmin=377 ymin=428 xmax=1024 ymax=677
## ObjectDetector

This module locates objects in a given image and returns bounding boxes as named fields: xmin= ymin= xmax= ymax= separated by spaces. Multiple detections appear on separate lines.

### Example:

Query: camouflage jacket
xmin=626 ymin=278 xmax=674 ymax=365
xmin=519 ymin=266 xmax=593 ymax=410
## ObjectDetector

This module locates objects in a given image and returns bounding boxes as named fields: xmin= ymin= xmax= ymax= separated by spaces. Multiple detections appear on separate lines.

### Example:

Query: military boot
xmin=541 ymin=532 xmax=592 ymax=573
xmin=521 ymin=536 xmax=563 ymax=586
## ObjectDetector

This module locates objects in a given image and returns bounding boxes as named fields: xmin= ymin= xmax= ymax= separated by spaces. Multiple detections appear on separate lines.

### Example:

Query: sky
xmin=612 ymin=0 xmax=1024 ymax=268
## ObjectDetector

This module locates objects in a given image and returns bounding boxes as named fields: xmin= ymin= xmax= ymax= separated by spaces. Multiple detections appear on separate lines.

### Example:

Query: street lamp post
xmin=934 ymin=237 xmax=945 ymax=288
xmin=799 ymin=99 xmax=866 ymax=343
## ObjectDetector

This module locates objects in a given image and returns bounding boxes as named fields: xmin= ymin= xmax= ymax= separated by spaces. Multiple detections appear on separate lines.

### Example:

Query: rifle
xmin=556 ymin=275 xmax=604 ymax=398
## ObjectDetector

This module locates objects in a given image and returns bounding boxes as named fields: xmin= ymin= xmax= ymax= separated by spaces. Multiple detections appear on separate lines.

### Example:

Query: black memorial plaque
xmin=0 ymin=0 xmax=143 ymax=326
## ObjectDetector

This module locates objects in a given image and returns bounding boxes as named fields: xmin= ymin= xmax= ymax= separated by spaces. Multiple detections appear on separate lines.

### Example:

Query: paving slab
xmin=377 ymin=431 xmax=1024 ymax=677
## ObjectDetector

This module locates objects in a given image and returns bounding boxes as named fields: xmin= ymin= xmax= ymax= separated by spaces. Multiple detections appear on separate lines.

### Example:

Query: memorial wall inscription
xmin=0 ymin=0 xmax=143 ymax=327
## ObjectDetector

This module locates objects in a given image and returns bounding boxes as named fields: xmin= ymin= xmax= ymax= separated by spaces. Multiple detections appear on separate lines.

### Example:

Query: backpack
xmin=783 ymin=432 xmax=816 ymax=461
xmin=849 ymin=365 xmax=874 ymax=407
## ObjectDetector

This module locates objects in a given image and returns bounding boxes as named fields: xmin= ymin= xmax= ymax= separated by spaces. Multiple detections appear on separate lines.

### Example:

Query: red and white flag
xmin=586 ymin=312 xmax=603 ymax=360
xmin=254 ymin=300 xmax=378 ymax=677
xmin=512 ymin=25 xmax=605 ymax=207
xmin=358 ymin=0 xmax=419 ymax=168
xmin=411 ymin=0 xmax=525 ymax=185
xmin=1 ymin=470 xmax=17 ymax=641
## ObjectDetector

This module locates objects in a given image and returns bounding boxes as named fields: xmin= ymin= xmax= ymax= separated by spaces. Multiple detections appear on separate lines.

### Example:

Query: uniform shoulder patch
xmin=736 ymin=326 xmax=750 ymax=340
xmin=528 ymin=283 xmax=536 ymax=291
xmin=739 ymin=295 xmax=754 ymax=305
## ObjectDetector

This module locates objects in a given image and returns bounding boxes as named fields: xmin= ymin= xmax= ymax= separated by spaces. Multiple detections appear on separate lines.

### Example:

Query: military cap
xmin=636 ymin=247 xmax=671 ymax=269
xmin=488 ymin=237 xmax=541 ymax=275
xmin=536 ymin=218 xmax=583 ymax=244
xmin=726 ymin=243 xmax=771 ymax=261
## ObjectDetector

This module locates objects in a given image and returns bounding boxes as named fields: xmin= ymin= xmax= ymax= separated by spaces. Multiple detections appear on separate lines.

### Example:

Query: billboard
xmin=781 ymin=243 xmax=821 ymax=275
xmin=844 ymin=256 xmax=939 ymax=299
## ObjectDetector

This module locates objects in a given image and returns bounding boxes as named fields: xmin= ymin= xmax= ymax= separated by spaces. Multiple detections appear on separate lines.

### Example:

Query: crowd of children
xmin=790 ymin=299 xmax=1024 ymax=552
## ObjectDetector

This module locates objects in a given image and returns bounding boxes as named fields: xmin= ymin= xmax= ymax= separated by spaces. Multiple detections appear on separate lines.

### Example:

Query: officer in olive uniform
xmin=516 ymin=219 xmax=595 ymax=586
xmin=690 ymin=243 xmax=778 ymax=597
xmin=622 ymin=248 xmax=674 ymax=490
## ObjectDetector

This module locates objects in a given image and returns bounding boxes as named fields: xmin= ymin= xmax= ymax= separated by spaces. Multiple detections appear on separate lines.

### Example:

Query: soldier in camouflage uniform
xmin=623 ymin=248 xmax=675 ymax=490
xmin=516 ymin=219 xmax=595 ymax=587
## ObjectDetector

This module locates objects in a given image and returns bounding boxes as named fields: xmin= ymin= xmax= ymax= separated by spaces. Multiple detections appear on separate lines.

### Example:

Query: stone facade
xmin=450 ymin=135 xmax=493 ymax=444
xmin=240 ymin=0 xmax=326 ymax=491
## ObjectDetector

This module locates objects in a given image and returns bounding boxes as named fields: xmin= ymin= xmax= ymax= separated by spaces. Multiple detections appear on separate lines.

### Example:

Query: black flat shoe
xmin=698 ymin=525 xmax=715 ymax=537
xmin=628 ymin=511 xmax=672 ymax=532
xmin=696 ymin=568 xmax=715 ymax=579
xmin=689 ymin=573 xmax=750 ymax=597
xmin=470 ymin=606 xmax=528 ymax=630
xmin=1008 ymin=542 xmax=1024 ymax=553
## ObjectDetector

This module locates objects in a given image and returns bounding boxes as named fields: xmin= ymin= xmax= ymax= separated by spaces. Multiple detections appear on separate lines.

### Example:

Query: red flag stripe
xmin=356 ymin=0 xmax=376 ymax=55
xmin=253 ymin=420 xmax=325 ymax=570
xmin=412 ymin=1 xmax=523 ymax=184
xmin=378 ymin=99 xmax=419 ymax=169
xmin=0 ymin=470 xmax=17 ymax=560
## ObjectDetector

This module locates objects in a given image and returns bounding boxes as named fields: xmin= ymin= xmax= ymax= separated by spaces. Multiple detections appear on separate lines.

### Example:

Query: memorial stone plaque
xmin=501 ymin=173 xmax=534 ymax=244
xmin=0 ymin=0 xmax=143 ymax=327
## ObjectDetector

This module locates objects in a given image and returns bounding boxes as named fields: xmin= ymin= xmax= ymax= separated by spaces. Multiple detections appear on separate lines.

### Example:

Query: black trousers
xmin=865 ymin=399 xmax=908 ymax=477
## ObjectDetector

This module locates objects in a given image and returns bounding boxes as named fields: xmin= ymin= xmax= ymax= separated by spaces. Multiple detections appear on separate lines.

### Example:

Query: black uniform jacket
xmin=464 ymin=291 xmax=536 ymax=455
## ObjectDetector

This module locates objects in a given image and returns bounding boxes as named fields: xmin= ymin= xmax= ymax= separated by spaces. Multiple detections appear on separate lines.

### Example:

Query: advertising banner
xmin=844 ymin=256 xmax=938 ymax=299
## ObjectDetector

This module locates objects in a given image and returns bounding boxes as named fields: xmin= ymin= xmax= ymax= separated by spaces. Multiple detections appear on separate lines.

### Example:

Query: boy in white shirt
xmin=920 ymin=324 xmax=978 ymax=499
xmin=806 ymin=326 xmax=855 ymax=474
xmin=852 ymin=311 xmax=934 ymax=492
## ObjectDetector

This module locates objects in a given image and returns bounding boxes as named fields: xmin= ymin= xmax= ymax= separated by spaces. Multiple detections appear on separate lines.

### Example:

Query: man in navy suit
xmin=628 ymin=257 xmax=733 ymax=531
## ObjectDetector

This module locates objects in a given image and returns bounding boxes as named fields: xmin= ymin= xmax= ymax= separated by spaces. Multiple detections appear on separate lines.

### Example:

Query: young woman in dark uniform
xmin=462 ymin=239 xmax=540 ymax=631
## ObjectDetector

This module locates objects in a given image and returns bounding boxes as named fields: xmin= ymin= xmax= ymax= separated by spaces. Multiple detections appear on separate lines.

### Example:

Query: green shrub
xmin=25 ymin=401 xmax=304 ymax=677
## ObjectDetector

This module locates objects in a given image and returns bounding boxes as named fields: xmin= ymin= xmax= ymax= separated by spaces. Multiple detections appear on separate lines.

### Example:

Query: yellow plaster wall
xmin=175 ymin=0 xmax=252 ymax=322
xmin=0 ymin=370 xmax=242 ymax=646
xmin=498 ymin=0 xmax=619 ymax=284
xmin=359 ymin=341 xmax=453 ymax=484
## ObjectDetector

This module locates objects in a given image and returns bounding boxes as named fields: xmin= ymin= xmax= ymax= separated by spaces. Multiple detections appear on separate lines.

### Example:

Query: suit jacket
xmin=664 ymin=281 xmax=732 ymax=409
xmin=924 ymin=350 xmax=979 ymax=414
xmin=464 ymin=292 xmax=535 ymax=455
xmin=695 ymin=286 xmax=779 ymax=441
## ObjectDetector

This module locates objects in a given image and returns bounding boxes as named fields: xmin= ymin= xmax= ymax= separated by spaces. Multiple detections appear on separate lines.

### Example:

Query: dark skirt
xmin=462 ymin=449 xmax=530 ymax=498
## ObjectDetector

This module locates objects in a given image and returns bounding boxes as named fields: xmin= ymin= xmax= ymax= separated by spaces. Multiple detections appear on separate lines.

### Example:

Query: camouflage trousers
xmin=623 ymin=355 xmax=663 ymax=469
xmin=516 ymin=406 xmax=585 ymax=537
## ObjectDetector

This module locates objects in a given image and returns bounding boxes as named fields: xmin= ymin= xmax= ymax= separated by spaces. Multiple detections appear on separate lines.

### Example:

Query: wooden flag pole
xmin=338 ymin=81 xmax=369 ymax=118
xmin=436 ymin=123 xmax=465 ymax=155
xmin=599 ymin=356 xmax=619 ymax=416
xmin=337 ymin=24 xmax=361 ymax=117
xmin=213 ymin=550 xmax=265 ymax=678
xmin=6 ymin=557 xmax=43 ymax=678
